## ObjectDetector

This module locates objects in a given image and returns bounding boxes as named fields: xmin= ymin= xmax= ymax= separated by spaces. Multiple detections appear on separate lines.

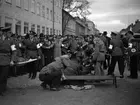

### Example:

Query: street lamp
xmin=52 ymin=0 xmax=54 ymax=35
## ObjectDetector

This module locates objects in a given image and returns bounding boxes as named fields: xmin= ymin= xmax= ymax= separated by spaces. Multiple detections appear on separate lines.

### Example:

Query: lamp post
xmin=52 ymin=0 xmax=54 ymax=35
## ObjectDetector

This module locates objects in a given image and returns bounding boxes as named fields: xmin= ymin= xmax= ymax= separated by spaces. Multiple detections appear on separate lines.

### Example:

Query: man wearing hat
xmin=39 ymin=55 xmax=67 ymax=91
xmin=0 ymin=27 xmax=16 ymax=96
xmin=107 ymin=32 xmax=125 ymax=78
xmin=126 ymin=31 xmax=138 ymax=79
xmin=41 ymin=35 xmax=55 ymax=65
xmin=23 ymin=32 xmax=42 ymax=79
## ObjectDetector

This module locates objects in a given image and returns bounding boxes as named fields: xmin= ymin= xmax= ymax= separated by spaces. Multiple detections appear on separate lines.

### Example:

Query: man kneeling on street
xmin=39 ymin=55 xmax=72 ymax=91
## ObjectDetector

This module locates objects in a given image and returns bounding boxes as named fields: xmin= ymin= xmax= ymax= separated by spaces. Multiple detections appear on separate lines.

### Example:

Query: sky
xmin=87 ymin=0 xmax=140 ymax=34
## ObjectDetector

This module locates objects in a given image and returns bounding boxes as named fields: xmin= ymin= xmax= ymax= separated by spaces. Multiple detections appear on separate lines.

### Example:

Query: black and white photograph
xmin=0 ymin=0 xmax=140 ymax=105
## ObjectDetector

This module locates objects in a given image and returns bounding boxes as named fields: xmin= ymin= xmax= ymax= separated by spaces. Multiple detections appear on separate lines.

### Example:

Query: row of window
xmin=29 ymin=23 xmax=61 ymax=35
xmin=5 ymin=0 xmax=62 ymax=23
xmin=5 ymin=0 xmax=61 ymax=7
xmin=3 ymin=19 xmax=61 ymax=35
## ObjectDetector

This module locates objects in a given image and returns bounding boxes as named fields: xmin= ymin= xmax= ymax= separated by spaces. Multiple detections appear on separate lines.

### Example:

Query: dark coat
xmin=40 ymin=59 xmax=64 ymax=75
xmin=0 ymin=39 xmax=15 ymax=65
xmin=110 ymin=38 xmax=124 ymax=56
xmin=62 ymin=58 xmax=81 ymax=75
xmin=23 ymin=39 xmax=40 ymax=59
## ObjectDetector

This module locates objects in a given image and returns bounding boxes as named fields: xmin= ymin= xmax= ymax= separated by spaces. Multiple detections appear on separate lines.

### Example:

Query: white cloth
xmin=37 ymin=43 xmax=43 ymax=49
xmin=11 ymin=45 xmax=16 ymax=51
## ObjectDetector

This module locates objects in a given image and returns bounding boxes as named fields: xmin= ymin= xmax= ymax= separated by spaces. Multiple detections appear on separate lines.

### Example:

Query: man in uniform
xmin=126 ymin=31 xmax=138 ymax=79
xmin=23 ymin=31 xmax=42 ymax=79
xmin=39 ymin=55 xmax=66 ymax=91
xmin=0 ymin=27 xmax=16 ymax=96
xmin=68 ymin=36 xmax=78 ymax=54
xmin=107 ymin=32 xmax=125 ymax=78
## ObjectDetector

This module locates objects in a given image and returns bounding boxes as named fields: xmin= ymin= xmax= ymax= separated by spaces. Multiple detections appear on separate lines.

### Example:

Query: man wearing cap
xmin=107 ymin=32 xmax=125 ymax=78
xmin=41 ymin=35 xmax=54 ymax=65
xmin=39 ymin=55 xmax=66 ymax=91
xmin=0 ymin=27 xmax=16 ymax=96
xmin=23 ymin=32 xmax=42 ymax=79
xmin=126 ymin=31 xmax=138 ymax=79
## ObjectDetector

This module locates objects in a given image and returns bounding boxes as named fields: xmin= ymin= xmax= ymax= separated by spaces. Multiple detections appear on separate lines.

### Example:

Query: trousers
xmin=0 ymin=65 xmax=10 ymax=93
xmin=108 ymin=56 xmax=124 ymax=75
xmin=129 ymin=55 xmax=138 ymax=78
xmin=39 ymin=71 xmax=62 ymax=88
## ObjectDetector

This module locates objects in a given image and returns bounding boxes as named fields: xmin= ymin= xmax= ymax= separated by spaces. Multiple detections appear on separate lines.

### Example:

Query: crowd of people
xmin=0 ymin=26 xmax=139 ymax=95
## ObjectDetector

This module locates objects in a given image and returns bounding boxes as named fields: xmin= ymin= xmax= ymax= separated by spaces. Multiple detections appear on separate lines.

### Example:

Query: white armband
xmin=128 ymin=43 xmax=132 ymax=48
xmin=37 ymin=44 xmax=40 ymax=49
xmin=109 ymin=45 xmax=113 ymax=49
xmin=39 ymin=43 xmax=43 ymax=47
xmin=11 ymin=45 xmax=16 ymax=51
xmin=62 ymin=44 xmax=64 ymax=47
xmin=19 ymin=43 xmax=22 ymax=47
xmin=36 ymin=43 xmax=43 ymax=49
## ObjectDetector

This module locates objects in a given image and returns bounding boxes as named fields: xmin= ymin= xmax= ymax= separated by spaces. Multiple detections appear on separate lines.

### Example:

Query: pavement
xmin=0 ymin=65 xmax=140 ymax=105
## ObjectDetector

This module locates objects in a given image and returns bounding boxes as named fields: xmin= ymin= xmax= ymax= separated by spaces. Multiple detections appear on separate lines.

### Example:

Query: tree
xmin=62 ymin=0 xmax=91 ymax=35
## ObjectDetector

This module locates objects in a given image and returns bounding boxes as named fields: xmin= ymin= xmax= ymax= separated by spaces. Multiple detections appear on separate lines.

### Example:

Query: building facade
xmin=86 ymin=20 xmax=96 ymax=35
xmin=132 ymin=20 xmax=140 ymax=33
xmin=75 ymin=17 xmax=86 ymax=36
xmin=0 ymin=0 xmax=62 ymax=35
xmin=86 ymin=20 xmax=100 ymax=35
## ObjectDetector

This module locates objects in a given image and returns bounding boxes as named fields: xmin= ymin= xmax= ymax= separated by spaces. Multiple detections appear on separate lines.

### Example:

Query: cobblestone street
xmin=0 ymin=66 xmax=140 ymax=105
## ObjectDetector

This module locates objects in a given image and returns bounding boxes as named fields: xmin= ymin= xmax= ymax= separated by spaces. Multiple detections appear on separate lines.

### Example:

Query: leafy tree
xmin=62 ymin=0 xmax=91 ymax=35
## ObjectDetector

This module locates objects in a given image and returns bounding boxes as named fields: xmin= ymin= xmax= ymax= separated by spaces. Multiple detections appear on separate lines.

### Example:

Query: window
xmin=50 ymin=28 xmax=52 ymax=35
xmin=42 ymin=5 xmax=45 ymax=18
xmin=5 ymin=17 xmax=12 ymax=32
xmin=56 ymin=0 xmax=58 ymax=6
xmin=15 ymin=20 xmax=21 ymax=35
xmin=57 ymin=15 xmax=58 ymax=22
xmin=54 ymin=12 xmax=55 ymax=22
xmin=58 ymin=0 xmax=60 ymax=7
xmin=56 ymin=30 xmax=58 ymax=35
xmin=58 ymin=17 xmax=60 ymax=23
xmin=16 ymin=0 xmax=21 ymax=7
xmin=24 ymin=0 xmax=29 ymax=10
xmin=50 ymin=10 xmax=53 ymax=21
xmin=0 ymin=16 xmax=1 ymax=27
xmin=42 ymin=26 xmax=45 ymax=34
xmin=46 ymin=27 xmax=49 ymax=35
xmin=5 ymin=23 xmax=12 ymax=32
xmin=59 ymin=30 xmax=61 ymax=35
xmin=31 ymin=0 xmax=35 ymax=13
xmin=59 ymin=17 xmax=61 ymax=23
xmin=53 ymin=29 xmax=55 ymax=35
xmin=37 ymin=25 xmax=40 ymax=34
xmin=37 ymin=2 xmax=41 ymax=15
xmin=54 ymin=0 xmax=56 ymax=5
xmin=24 ymin=22 xmax=29 ymax=34
xmin=46 ymin=8 xmax=49 ymax=19
xmin=31 ymin=24 xmax=35 ymax=32
xmin=5 ymin=0 xmax=12 ymax=4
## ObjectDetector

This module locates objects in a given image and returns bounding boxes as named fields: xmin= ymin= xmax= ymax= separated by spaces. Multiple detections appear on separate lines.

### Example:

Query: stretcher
xmin=63 ymin=75 xmax=117 ymax=88
xmin=11 ymin=59 xmax=38 ymax=76
xmin=16 ymin=58 xmax=38 ymax=65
